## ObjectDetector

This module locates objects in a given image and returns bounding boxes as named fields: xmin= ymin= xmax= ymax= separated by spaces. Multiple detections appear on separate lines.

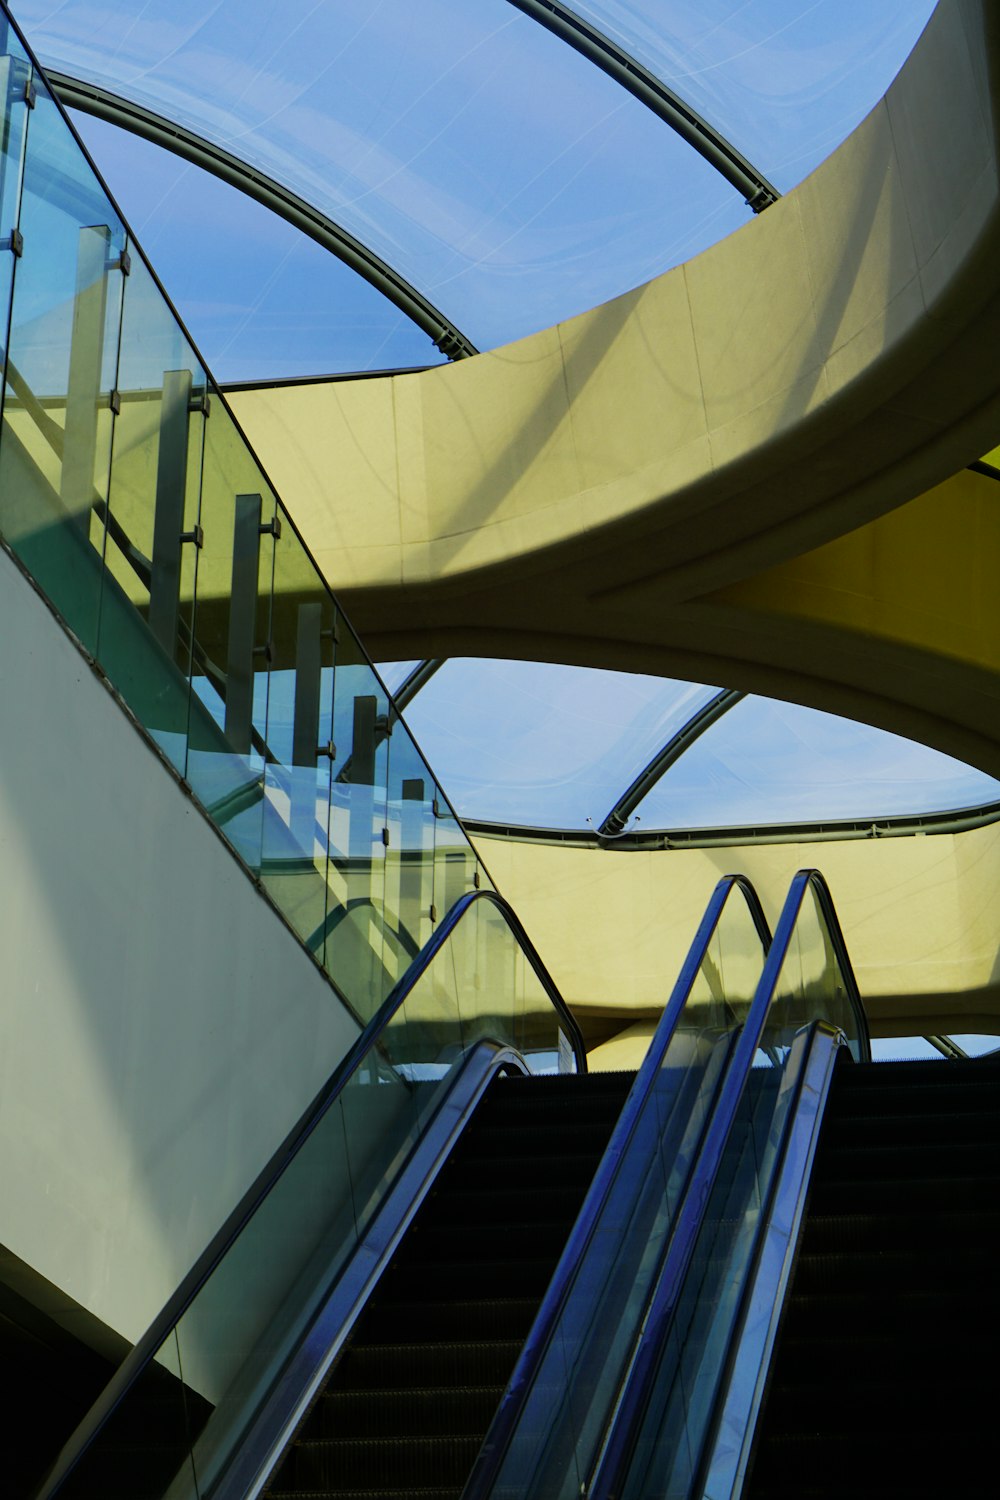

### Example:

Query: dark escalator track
xmin=264 ymin=1069 xmax=633 ymax=1500
xmin=746 ymin=1056 xmax=1000 ymax=1500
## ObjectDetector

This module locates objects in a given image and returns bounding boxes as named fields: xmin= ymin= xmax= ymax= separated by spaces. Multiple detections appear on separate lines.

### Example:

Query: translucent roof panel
xmin=377 ymin=660 xmax=424 ymax=697
xmin=569 ymin=1 xmax=938 ymax=191
xmin=397 ymin=660 xmax=719 ymax=828
xmin=16 ymin=0 xmax=744 ymax=351
xmin=635 ymin=696 xmax=1000 ymax=832
xmin=66 ymin=111 xmax=443 ymax=383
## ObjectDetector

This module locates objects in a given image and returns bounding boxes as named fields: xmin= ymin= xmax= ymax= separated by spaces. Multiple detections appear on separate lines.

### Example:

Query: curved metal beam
xmin=503 ymin=0 xmax=779 ymax=211
xmin=44 ymin=71 xmax=478 ymax=361
xmin=393 ymin=658 xmax=446 ymax=712
xmin=599 ymin=687 xmax=745 ymax=837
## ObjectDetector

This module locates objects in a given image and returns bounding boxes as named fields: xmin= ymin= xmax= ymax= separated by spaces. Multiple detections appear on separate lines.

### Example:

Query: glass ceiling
xmin=66 ymin=111 xmax=445 ymax=381
xmin=13 ymin=0 xmax=937 ymax=380
xmin=388 ymin=659 xmax=1000 ymax=836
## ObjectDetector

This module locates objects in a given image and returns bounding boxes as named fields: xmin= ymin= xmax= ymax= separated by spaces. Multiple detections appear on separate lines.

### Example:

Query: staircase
xmin=746 ymin=1057 xmax=1000 ymax=1499
xmin=265 ymin=1069 xmax=633 ymax=1500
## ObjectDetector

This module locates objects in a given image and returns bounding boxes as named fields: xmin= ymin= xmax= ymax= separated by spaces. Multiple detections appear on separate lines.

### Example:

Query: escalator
xmin=265 ymin=1071 xmax=632 ymax=1500
xmin=34 ymin=873 xmax=772 ymax=1500
xmin=37 ymin=862 xmax=993 ymax=1500
xmin=744 ymin=1054 xmax=1000 ymax=1500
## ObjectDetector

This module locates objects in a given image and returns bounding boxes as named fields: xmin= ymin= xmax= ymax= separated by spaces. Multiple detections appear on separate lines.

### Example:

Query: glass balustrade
xmin=46 ymin=890 xmax=579 ymax=1500
xmin=617 ymin=871 xmax=869 ymax=1500
xmin=0 ymin=9 xmax=489 ymax=1030
xmin=476 ymin=875 xmax=771 ymax=1500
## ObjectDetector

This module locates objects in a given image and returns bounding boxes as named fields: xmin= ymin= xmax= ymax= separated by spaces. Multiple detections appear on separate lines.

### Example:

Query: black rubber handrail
xmin=463 ymin=873 xmax=772 ymax=1500
xmin=36 ymin=889 xmax=586 ymax=1500
xmin=590 ymin=868 xmax=869 ymax=1498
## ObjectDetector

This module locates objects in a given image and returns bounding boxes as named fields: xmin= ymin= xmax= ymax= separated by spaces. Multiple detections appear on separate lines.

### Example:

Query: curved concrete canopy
xmin=227 ymin=0 xmax=1000 ymax=776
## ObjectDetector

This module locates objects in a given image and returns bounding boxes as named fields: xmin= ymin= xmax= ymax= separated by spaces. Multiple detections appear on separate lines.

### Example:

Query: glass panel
xmin=0 ymin=28 xmax=31 ymax=412
xmin=402 ymin=660 xmax=719 ymax=829
xmin=324 ymin=627 xmax=392 ymax=1023
xmin=15 ymin=0 xmax=743 ymax=351
xmin=375 ymin=658 xmax=423 ymax=697
xmin=758 ymin=880 xmax=861 ymax=1062
xmin=56 ymin=1328 xmax=205 ymax=1500
xmin=433 ymin=787 xmax=480 ymax=921
xmin=490 ymin=878 xmax=768 ymax=1499
xmin=56 ymin=893 xmax=570 ymax=1499
xmin=384 ymin=713 xmax=437 ymax=971
xmin=97 ymin=248 xmax=207 ymax=774
xmin=569 ymin=1 xmax=937 ymax=190
xmin=184 ymin=399 xmax=276 ymax=871
xmin=66 ymin=110 xmax=444 ymax=382
xmin=0 ymin=72 xmax=126 ymax=655
xmin=620 ymin=876 xmax=864 ymax=1499
xmin=636 ymin=695 xmax=1000 ymax=830
xmin=257 ymin=508 xmax=337 ymax=959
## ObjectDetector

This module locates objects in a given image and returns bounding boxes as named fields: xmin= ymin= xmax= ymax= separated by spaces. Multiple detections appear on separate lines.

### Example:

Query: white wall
xmin=0 ymin=545 xmax=361 ymax=1358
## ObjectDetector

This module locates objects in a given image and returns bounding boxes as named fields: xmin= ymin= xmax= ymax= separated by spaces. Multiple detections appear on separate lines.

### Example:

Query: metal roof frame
xmin=504 ymin=0 xmax=780 ymax=211
xmin=45 ymin=71 xmax=479 ymax=361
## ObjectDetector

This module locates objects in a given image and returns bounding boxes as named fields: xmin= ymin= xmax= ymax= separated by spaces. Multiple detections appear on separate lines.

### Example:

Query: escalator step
xmin=749 ymin=1428 xmax=984 ymax=1488
xmin=416 ymin=1183 xmax=589 ymax=1228
xmin=268 ymin=1490 xmax=461 ymax=1500
xmin=336 ymin=1339 xmax=525 ymax=1389
xmin=808 ymin=1171 xmax=1000 ymax=1216
xmin=396 ymin=1221 xmax=575 ymax=1267
xmin=746 ymin=1060 xmax=1000 ymax=1498
xmin=314 ymin=1386 xmax=505 ymax=1439
xmin=281 ymin=1434 xmax=482 ymax=1490
xmin=813 ymin=1140 xmax=1000 ymax=1182
xmin=789 ymin=1244 xmax=996 ymax=1294
xmin=453 ymin=1121 xmax=620 ymax=1160
xmin=359 ymin=1297 xmax=538 ymax=1345
xmin=834 ymin=1057 xmax=1000 ymax=1088
xmin=440 ymin=1150 xmax=604 ymax=1195
xmin=818 ymin=1105 xmax=1000 ymax=1147
xmin=776 ymin=1302 xmax=1000 ymax=1356
xmin=264 ymin=1070 xmax=632 ymax=1499
xmin=798 ymin=1208 xmax=1000 ymax=1254
xmin=758 ymin=1377 xmax=989 ymax=1433
xmin=386 ymin=1256 xmax=561 ymax=1300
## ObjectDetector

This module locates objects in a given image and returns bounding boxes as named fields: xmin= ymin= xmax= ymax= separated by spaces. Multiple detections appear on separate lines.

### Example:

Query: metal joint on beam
xmin=598 ymin=687 xmax=745 ymax=838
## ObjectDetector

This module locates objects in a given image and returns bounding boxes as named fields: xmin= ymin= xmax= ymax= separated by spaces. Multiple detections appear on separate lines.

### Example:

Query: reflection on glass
xmin=619 ymin=874 xmax=865 ymax=1499
xmin=489 ymin=877 xmax=768 ymax=1499
xmin=0 ymin=18 xmax=493 ymax=1050
xmin=98 ymin=252 xmax=208 ymax=775
xmin=0 ymin=38 xmax=574 ymax=1499
xmin=56 ymin=892 xmax=570 ymax=1500
xmin=66 ymin=111 xmax=445 ymax=383
xmin=0 ymin=76 xmax=126 ymax=655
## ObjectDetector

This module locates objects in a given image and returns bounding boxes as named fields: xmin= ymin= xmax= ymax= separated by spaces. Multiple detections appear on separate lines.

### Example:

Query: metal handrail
xmin=589 ymin=867 xmax=869 ymax=1498
xmin=36 ymin=889 xmax=585 ymax=1499
xmin=464 ymin=873 xmax=772 ymax=1500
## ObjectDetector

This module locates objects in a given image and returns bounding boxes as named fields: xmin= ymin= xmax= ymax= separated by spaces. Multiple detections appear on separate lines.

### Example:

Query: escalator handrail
xmin=463 ymin=872 xmax=772 ymax=1500
xmin=807 ymin=868 xmax=872 ymax=1064
xmin=37 ymin=888 xmax=586 ymax=1500
xmin=590 ymin=866 xmax=869 ymax=1498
